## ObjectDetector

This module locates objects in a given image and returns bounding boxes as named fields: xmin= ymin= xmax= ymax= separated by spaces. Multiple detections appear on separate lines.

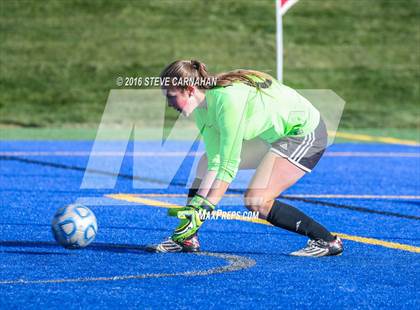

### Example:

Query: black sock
xmin=266 ymin=200 xmax=335 ymax=242
xmin=186 ymin=178 xmax=202 ymax=204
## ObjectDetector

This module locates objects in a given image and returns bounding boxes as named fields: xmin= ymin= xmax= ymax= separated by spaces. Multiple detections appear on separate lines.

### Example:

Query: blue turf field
xmin=0 ymin=140 xmax=419 ymax=309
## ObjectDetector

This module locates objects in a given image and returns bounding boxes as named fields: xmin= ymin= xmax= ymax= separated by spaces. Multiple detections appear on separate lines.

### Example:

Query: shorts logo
xmin=279 ymin=143 xmax=288 ymax=150
xmin=290 ymin=132 xmax=315 ymax=162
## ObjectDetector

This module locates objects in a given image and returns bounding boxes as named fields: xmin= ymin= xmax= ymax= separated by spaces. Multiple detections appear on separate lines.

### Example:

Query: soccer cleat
xmin=146 ymin=234 xmax=200 ymax=253
xmin=290 ymin=236 xmax=343 ymax=257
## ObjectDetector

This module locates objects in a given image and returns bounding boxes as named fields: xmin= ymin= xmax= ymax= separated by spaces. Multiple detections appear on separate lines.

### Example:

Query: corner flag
xmin=276 ymin=0 xmax=299 ymax=82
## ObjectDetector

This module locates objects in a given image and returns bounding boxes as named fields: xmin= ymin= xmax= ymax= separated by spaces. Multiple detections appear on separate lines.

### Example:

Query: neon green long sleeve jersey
xmin=193 ymin=79 xmax=320 ymax=183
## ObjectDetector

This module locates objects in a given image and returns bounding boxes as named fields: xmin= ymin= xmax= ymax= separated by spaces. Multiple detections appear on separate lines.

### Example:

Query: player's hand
xmin=168 ymin=195 xmax=215 ymax=242
xmin=168 ymin=194 xmax=215 ymax=218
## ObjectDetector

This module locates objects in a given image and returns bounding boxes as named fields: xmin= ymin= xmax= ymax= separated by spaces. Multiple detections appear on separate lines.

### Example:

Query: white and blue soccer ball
xmin=51 ymin=204 xmax=98 ymax=249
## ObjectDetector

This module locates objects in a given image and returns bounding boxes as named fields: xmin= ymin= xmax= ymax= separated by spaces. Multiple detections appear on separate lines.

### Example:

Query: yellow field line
xmin=334 ymin=233 xmax=420 ymax=253
xmin=106 ymin=194 xmax=420 ymax=254
xmin=333 ymin=131 xmax=419 ymax=146
xmin=105 ymin=194 xmax=271 ymax=226
xmin=107 ymin=194 xmax=181 ymax=209
xmin=324 ymin=152 xmax=419 ymax=157
xmin=115 ymin=193 xmax=420 ymax=200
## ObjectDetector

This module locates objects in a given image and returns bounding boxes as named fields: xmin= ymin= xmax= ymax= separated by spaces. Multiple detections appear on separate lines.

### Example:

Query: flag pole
xmin=276 ymin=0 xmax=283 ymax=83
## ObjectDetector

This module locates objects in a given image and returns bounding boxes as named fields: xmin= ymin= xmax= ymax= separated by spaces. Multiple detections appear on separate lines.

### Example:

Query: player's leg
xmin=245 ymin=119 xmax=343 ymax=257
xmin=244 ymin=152 xmax=342 ymax=257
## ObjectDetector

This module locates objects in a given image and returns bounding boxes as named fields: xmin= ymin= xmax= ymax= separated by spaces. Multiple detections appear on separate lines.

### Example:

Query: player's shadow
xmin=0 ymin=240 xmax=152 ymax=255
xmin=0 ymin=222 xmax=175 ymax=234
xmin=390 ymin=199 xmax=420 ymax=206
xmin=0 ymin=240 xmax=290 ymax=256
xmin=3 ymin=250 xmax=71 ymax=255
xmin=206 ymin=249 xmax=291 ymax=256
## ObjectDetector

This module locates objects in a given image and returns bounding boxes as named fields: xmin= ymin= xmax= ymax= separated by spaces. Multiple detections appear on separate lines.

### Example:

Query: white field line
xmin=129 ymin=193 xmax=420 ymax=200
xmin=0 ymin=252 xmax=256 ymax=285
xmin=0 ymin=151 xmax=419 ymax=157
xmin=0 ymin=151 xmax=203 ymax=157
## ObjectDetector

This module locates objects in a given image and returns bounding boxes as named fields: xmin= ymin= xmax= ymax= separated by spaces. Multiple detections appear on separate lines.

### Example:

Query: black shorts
xmin=270 ymin=118 xmax=328 ymax=172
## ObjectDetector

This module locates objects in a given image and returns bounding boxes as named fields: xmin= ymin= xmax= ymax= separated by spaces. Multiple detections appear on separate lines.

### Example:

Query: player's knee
xmin=244 ymin=190 xmax=268 ymax=212
xmin=244 ymin=190 xmax=276 ymax=218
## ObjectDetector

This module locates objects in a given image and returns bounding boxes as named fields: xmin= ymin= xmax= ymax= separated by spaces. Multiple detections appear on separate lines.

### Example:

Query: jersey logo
xmin=296 ymin=220 xmax=302 ymax=231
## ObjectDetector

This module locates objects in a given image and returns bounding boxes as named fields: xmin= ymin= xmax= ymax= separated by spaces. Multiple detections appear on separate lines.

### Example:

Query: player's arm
xmin=204 ymin=178 xmax=230 ymax=205
xmin=197 ymin=170 xmax=217 ymax=197
xmin=170 ymin=94 xmax=246 ymax=242
xmin=201 ymin=92 xmax=247 ymax=205
xmin=190 ymin=122 xmax=220 ymax=198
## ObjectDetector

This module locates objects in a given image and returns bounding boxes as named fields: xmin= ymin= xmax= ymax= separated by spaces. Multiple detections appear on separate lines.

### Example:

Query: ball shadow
xmin=0 ymin=240 xmax=150 ymax=255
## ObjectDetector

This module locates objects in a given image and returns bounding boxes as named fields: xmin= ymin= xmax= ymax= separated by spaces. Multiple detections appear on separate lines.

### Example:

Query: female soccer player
xmin=148 ymin=60 xmax=343 ymax=257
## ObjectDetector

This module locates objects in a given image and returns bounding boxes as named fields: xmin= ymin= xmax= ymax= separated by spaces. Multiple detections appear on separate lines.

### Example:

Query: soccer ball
xmin=51 ymin=204 xmax=98 ymax=249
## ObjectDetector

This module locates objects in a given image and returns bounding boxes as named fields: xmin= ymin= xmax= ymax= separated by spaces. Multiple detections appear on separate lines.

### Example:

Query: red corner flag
xmin=280 ymin=0 xmax=299 ymax=15
xmin=276 ymin=0 xmax=299 ymax=82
